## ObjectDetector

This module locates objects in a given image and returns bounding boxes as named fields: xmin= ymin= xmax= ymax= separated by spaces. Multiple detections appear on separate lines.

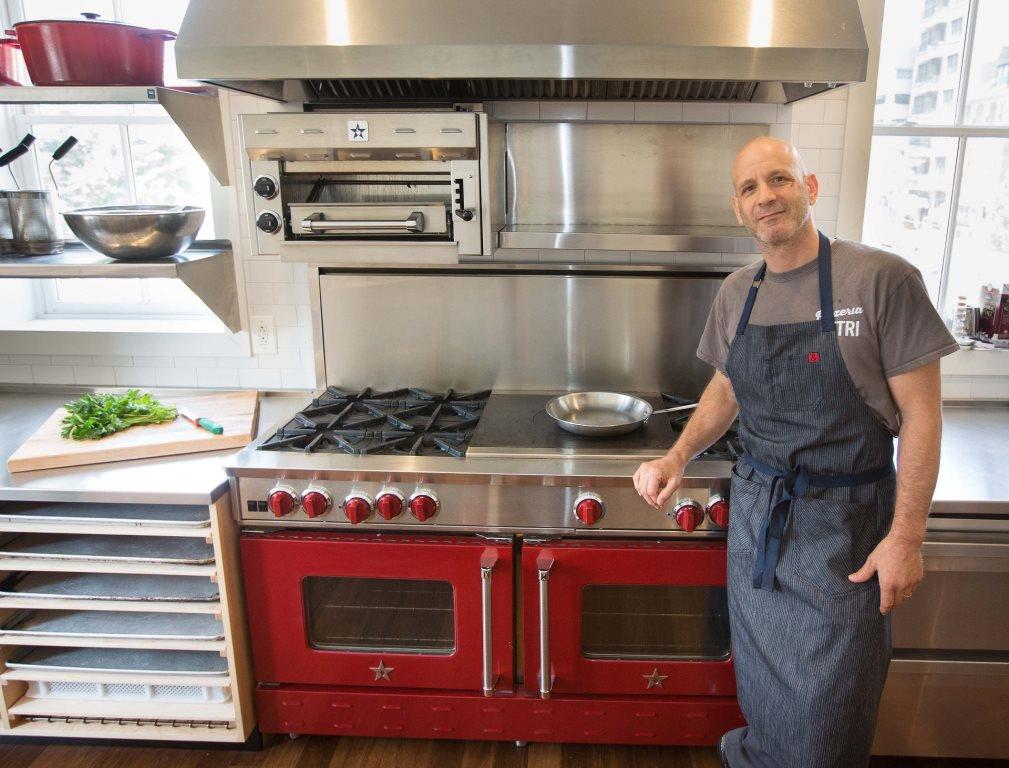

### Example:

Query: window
xmin=913 ymin=91 xmax=939 ymax=113
xmin=998 ymin=62 xmax=1009 ymax=88
xmin=2 ymin=0 xmax=220 ymax=324
xmin=897 ymin=68 xmax=914 ymax=80
xmin=895 ymin=93 xmax=911 ymax=105
xmin=916 ymin=58 xmax=943 ymax=82
xmin=865 ymin=0 xmax=1009 ymax=323
xmin=876 ymin=95 xmax=887 ymax=105
xmin=919 ymin=23 xmax=946 ymax=52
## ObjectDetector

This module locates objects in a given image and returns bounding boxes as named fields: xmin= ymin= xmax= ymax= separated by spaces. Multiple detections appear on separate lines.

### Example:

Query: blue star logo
xmin=350 ymin=123 xmax=366 ymax=138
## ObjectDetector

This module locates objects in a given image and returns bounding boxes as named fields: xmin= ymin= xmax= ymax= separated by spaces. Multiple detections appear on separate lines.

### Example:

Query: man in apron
xmin=633 ymin=137 xmax=958 ymax=768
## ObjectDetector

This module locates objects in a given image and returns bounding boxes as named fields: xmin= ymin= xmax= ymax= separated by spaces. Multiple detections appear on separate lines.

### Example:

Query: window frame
xmin=8 ymin=107 xmax=218 ymax=319
xmin=871 ymin=0 xmax=1009 ymax=314
xmin=0 ymin=0 xmax=222 ymax=325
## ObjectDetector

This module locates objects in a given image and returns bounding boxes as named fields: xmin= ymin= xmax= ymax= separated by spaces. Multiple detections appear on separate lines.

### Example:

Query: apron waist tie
xmin=740 ymin=453 xmax=895 ymax=592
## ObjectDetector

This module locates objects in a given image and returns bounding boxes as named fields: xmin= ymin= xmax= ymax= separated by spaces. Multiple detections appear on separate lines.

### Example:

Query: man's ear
xmin=805 ymin=173 xmax=820 ymax=205
xmin=731 ymin=195 xmax=744 ymax=225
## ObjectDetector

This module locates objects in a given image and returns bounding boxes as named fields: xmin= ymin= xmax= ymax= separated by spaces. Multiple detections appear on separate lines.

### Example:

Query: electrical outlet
xmin=250 ymin=315 xmax=277 ymax=354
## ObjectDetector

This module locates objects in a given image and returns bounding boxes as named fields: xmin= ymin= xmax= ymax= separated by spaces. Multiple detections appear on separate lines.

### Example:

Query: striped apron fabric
xmin=720 ymin=232 xmax=897 ymax=768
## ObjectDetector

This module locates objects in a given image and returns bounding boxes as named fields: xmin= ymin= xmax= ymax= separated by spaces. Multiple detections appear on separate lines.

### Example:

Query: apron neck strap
xmin=816 ymin=231 xmax=835 ymax=332
xmin=735 ymin=230 xmax=834 ymax=336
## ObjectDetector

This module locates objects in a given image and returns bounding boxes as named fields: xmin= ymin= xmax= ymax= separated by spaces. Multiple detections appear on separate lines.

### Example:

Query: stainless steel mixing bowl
xmin=62 ymin=205 xmax=205 ymax=259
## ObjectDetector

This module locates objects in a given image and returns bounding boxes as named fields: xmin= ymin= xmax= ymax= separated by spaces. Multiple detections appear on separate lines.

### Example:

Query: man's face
xmin=731 ymin=145 xmax=818 ymax=247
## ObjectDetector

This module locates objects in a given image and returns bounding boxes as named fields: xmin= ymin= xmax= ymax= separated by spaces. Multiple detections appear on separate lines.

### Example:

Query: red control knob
xmin=376 ymin=491 xmax=404 ymax=520
xmin=301 ymin=489 xmax=331 ymax=519
xmin=674 ymin=499 xmax=704 ymax=533
xmin=409 ymin=493 xmax=439 ymax=522
xmin=707 ymin=495 xmax=730 ymax=529
xmin=343 ymin=496 xmax=372 ymax=524
xmin=267 ymin=486 xmax=297 ymax=518
xmin=574 ymin=494 xmax=604 ymax=526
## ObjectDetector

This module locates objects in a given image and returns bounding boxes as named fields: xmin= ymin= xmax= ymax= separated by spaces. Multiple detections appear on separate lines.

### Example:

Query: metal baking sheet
xmin=0 ymin=534 xmax=215 ymax=564
xmin=9 ymin=647 xmax=229 ymax=676
xmin=1 ymin=610 xmax=224 ymax=641
xmin=0 ymin=501 xmax=210 ymax=528
xmin=0 ymin=572 xmax=220 ymax=602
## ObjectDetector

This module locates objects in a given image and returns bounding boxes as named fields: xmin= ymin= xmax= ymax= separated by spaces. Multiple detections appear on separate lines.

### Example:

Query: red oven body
xmin=243 ymin=531 xmax=743 ymax=744
xmin=241 ymin=531 xmax=514 ymax=693
xmin=522 ymin=539 xmax=736 ymax=698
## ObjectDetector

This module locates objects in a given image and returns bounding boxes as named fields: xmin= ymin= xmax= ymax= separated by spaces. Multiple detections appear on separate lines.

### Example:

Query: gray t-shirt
xmin=696 ymin=238 xmax=958 ymax=434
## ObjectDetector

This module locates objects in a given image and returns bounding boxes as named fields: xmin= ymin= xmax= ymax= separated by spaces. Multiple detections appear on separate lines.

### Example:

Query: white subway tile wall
xmin=587 ymin=102 xmax=635 ymax=121
xmin=3 ymin=88 xmax=1004 ymax=399
xmin=0 ymin=91 xmax=318 ymax=392
xmin=539 ymin=101 xmax=588 ymax=120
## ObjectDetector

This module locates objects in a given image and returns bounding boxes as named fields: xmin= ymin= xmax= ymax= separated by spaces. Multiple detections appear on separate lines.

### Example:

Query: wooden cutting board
xmin=7 ymin=391 xmax=260 ymax=473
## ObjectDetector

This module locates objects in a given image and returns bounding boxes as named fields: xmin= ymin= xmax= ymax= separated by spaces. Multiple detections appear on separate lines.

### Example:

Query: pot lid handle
xmin=138 ymin=29 xmax=177 ymax=40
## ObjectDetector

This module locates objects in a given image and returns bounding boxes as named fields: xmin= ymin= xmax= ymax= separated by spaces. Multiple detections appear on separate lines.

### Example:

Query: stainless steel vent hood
xmin=176 ymin=0 xmax=868 ymax=105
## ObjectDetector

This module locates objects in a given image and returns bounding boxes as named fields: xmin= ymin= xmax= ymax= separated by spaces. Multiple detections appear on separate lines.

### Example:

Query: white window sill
xmin=9 ymin=317 xmax=230 ymax=334
xmin=0 ymin=318 xmax=251 ymax=358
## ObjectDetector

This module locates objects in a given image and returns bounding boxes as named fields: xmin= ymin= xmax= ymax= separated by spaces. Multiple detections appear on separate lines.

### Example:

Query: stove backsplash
xmin=319 ymin=271 xmax=722 ymax=398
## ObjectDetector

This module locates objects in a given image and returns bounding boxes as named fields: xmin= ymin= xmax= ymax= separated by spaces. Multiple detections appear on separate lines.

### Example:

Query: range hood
xmin=176 ymin=0 xmax=868 ymax=105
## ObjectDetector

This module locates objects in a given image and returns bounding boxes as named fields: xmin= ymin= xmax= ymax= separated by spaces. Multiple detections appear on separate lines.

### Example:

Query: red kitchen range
xmin=228 ymin=387 xmax=745 ymax=745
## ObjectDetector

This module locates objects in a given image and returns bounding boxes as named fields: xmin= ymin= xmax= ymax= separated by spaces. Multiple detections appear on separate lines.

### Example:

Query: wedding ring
xmin=903 ymin=592 xmax=913 ymax=598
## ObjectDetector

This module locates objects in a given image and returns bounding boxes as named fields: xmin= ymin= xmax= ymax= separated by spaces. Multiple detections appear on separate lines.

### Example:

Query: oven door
xmin=241 ymin=531 xmax=513 ymax=694
xmin=523 ymin=539 xmax=734 ymax=697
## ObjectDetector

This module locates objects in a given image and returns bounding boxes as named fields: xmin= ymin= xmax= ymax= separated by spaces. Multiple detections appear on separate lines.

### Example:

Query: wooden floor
xmin=2 ymin=736 xmax=1007 ymax=768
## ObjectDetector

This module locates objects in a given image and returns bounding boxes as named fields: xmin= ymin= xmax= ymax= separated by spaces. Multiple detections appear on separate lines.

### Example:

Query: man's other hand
xmin=848 ymin=534 xmax=924 ymax=614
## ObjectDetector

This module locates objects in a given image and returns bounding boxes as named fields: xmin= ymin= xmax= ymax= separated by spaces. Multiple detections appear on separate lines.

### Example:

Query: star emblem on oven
xmin=369 ymin=660 xmax=394 ymax=681
xmin=349 ymin=121 xmax=368 ymax=140
xmin=643 ymin=667 xmax=668 ymax=689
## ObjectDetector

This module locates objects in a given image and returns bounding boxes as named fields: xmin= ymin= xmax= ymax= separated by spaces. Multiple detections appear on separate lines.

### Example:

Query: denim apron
xmin=721 ymin=232 xmax=897 ymax=768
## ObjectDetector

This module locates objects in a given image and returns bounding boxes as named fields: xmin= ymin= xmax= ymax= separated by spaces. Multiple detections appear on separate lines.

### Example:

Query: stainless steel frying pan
xmin=545 ymin=391 xmax=698 ymax=436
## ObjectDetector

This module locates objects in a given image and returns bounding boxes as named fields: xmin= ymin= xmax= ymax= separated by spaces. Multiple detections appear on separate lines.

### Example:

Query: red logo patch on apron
xmin=808 ymin=352 xmax=821 ymax=363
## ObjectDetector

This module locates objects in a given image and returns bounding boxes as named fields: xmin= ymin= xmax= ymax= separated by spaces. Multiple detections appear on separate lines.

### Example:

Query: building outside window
xmin=863 ymin=0 xmax=1009 ymax=323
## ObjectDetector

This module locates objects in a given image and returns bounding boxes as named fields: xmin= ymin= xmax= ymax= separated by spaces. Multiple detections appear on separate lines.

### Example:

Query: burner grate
xmin=661 ymin=393 xmax=742 ymax=461
xmin=259 ymin=388 xmax=490 ymax=456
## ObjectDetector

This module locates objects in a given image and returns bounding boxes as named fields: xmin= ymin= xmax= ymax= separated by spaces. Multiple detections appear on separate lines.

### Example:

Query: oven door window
xmin=581 ymin=584 xmax=730 ymax=660
xmin=304 ymin=576 xmax=455 ymax=655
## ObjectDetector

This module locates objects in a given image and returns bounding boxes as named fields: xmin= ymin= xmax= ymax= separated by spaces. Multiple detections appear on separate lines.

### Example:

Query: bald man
xmin=633 ymin=138 xmax=957 ymax=768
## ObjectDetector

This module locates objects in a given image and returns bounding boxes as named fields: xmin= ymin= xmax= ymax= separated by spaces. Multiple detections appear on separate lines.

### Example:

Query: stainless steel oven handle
xmin=537 ymin=553 xmax=555 ymax=699
xmin=300 ymin=212 xmax=426 ymax=233
xmin=480 ymin=551 xmax=497 ymax=697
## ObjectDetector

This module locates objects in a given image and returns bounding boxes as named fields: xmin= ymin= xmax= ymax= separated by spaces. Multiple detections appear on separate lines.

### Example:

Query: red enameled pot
xmin=0 ymin=37 xmax=22 ymax=86
xmin=11 ymin=12 xmax=176 ymax=86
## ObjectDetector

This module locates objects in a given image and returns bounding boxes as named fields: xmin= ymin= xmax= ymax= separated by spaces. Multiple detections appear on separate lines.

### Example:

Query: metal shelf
xmin=0 ymin=86 xmax=229 ymax=186
xmin=0 ymin=240 xmax=240 ymax=332
xmin=498 ymin=224 xmax=761 ymax=254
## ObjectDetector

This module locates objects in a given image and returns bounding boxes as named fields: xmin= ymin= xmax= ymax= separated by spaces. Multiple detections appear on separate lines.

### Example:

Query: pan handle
xmin=650 ymin=403 xmax=699 ymax=416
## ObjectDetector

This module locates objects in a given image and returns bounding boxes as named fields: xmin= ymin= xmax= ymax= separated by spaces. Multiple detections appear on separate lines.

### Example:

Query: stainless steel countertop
xmin=0 ymin=389 xmax=1006 ymax=513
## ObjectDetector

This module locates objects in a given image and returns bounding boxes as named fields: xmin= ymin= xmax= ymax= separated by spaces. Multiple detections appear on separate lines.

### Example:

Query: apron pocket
xmin=792 ymin=497 xmax=878 ymax=599
xmin=769 ymin=352 xmax=824 ymax=412
xmin=727 ymin=461 xmax=763 ymax=553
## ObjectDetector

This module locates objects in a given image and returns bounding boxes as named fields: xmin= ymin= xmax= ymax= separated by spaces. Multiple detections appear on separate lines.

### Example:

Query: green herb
xmin=60 ymin=389 xmax=178 ymax=440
